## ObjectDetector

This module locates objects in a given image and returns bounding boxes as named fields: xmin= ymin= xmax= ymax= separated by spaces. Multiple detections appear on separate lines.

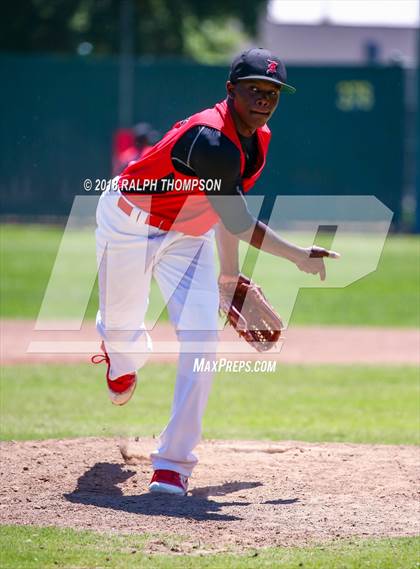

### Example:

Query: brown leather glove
xmin=218 ymin=274 xmax=283 ymax=352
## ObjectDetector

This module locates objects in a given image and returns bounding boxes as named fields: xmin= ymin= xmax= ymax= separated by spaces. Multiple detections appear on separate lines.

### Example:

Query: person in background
xmin=112 ymin=122 xmax=160 ymax=176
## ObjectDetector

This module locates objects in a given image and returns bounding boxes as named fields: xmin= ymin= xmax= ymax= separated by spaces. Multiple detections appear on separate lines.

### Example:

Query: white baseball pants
xmin=95 ymin=187 xmax=219 ymax=476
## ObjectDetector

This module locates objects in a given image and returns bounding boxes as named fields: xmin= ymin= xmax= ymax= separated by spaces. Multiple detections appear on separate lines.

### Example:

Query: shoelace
xmin=91 ymin=348 xmax=135 ymax=393
xmin=91 ymin=353 xmax=108 ymax=365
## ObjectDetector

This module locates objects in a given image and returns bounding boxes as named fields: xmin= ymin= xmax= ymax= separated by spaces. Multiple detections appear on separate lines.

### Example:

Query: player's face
xmin=227 ymin=79 xmax=281 ymax=134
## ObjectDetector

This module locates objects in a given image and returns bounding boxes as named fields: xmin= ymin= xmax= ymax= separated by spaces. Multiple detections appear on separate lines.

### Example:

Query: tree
xmin=1 ymin=0 xmax=268 ymax=62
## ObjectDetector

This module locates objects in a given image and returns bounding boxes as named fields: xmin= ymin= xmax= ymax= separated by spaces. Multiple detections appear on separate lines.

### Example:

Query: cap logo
xmin=266 ymin=59 xmax=278 ymax=75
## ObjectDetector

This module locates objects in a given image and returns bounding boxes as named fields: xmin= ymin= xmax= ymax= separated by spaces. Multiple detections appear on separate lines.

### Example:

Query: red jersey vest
xmin=118 ymin=99 xmax=271 ymax=236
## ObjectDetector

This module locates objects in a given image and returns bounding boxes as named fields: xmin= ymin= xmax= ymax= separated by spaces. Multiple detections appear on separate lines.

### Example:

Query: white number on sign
xmin=336 ymin=81 xmax=374 ymax=111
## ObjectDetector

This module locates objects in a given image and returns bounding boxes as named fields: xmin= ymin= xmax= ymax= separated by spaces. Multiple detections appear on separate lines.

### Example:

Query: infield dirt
xmin=1 ymin=320 xmax=419 ymax=365
xmin=0 ymin=437 xmax=418 ymax=554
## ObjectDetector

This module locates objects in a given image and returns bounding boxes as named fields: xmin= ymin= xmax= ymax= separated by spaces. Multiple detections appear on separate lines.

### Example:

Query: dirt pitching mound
xmin=1 ymin=438 xmax=418 ymax=554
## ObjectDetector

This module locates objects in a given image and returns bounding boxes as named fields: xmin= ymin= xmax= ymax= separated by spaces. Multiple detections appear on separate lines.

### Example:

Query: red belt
xmin=117 ymin=196 xmax=173 ymax=231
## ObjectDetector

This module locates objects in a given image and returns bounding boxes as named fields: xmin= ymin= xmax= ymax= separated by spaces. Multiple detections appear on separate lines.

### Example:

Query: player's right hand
xmin=295 ymin=246 xmax=340 ymax=281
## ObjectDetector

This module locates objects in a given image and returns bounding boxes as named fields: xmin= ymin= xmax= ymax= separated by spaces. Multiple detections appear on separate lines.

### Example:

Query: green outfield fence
xmin=0 ymin=54 xmax=405 ymax=224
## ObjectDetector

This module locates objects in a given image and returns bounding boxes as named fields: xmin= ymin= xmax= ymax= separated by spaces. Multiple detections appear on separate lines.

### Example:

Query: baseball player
xmin=92 ymin=48 xmax=339 ymax=496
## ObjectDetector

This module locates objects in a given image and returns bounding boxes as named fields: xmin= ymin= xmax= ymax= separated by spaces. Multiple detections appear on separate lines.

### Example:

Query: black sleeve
xmin=171 ymin=126 xmax=256 ymax=234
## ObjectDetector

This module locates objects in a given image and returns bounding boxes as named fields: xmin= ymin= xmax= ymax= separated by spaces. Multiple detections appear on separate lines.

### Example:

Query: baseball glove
xmin=218 ymin=274 xmax=283 ymax=352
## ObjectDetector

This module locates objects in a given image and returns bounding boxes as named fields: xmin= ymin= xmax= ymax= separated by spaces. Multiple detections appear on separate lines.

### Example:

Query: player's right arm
xmin=236 ymin=222 xmax=339 ymax=282
xmin=171 ymin=127 xmax=338 ymax=281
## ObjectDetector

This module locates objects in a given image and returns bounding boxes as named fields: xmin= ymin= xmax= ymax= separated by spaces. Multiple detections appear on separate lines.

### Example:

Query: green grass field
xmin=1 ymin=362 xmax=418 ymax=444
xmin=1 ymin=361 xmax=419 ymax=567
xmin=1 ymin=224 xmax=419 ymax=326
xmin=0 ymin=526 xmax=418 ymax=569
xmin=1 ymin=224 xmax=419 ymax=567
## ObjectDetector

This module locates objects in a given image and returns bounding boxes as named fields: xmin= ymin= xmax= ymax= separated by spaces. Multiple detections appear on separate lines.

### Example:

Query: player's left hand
xmin=218 ymin=274 xmax=283 ymax=352
xmin=295 ymin=246 xmax=340 ymax=281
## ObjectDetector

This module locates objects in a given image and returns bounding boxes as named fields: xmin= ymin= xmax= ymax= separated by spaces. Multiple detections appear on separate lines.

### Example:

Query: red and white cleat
xmin=91 ymin=342 xmax=137 ymax=406
xmin=148 ymin=469 xmax=189 ymax=496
